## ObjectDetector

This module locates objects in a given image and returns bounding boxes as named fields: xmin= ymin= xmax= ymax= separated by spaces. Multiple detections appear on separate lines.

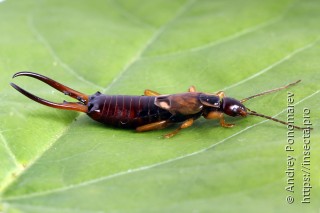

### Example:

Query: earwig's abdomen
xmin=87 ymin=92 xmax=172 ymax=128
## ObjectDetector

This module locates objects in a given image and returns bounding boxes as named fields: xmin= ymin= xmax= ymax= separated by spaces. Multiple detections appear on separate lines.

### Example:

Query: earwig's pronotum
xmin=11 ymin=72 xmax=307 ymax=138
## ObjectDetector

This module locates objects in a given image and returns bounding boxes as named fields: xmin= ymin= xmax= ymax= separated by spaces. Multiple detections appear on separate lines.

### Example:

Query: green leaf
xmin=1 ymin=0 xmax=319 ymax=212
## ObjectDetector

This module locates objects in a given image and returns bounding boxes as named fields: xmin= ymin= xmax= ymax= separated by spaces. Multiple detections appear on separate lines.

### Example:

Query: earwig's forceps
xmin=10 ymin=71 xmax=89 ymax=113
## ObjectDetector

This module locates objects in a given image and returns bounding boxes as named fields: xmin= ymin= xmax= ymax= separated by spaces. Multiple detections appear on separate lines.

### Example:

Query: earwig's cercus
xmin=10 ymin=72 xmax=309 ymax=138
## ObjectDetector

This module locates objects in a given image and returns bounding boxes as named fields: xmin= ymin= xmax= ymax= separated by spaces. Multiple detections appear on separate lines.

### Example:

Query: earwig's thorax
xmin=199 ymin=93 xmax=221 ymax=108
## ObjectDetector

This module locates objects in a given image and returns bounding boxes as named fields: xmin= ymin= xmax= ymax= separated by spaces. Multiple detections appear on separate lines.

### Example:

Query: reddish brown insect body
xmin=11 ymin=72 xmax=307 ymax=138
xmin=87 ymin=94 xmax=173 ymax=128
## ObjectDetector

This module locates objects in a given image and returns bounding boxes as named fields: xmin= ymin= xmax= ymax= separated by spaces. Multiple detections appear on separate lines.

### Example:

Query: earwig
xmin=11 ymin=72 xmax=308 ymax=138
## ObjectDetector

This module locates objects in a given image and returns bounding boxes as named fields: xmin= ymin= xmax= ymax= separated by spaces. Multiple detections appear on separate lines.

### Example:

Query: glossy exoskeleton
xmin=11 ymin=72 xmax=305 ymax=138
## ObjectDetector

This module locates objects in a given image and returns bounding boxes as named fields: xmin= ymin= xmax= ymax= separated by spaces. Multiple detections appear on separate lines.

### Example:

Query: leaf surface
xmin=0 ymin=0 xmax=319 ymax=212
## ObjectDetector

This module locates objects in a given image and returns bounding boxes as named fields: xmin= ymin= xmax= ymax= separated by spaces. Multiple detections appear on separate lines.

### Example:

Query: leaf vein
xmin=142 ymin=0 xmax=298 ymax=59
xmin=110 ymin=0 xmax=155 ymax=29
xmin=0 ymin=132 xmax=21 ymax=168
xmin=102 ymin=0 xmax=197 ymax=92
xmin=3 ymin=202 xmax=104 ymax=213
xmin=222 ymin=38 xmax=320 ymax=91
xmin=27 ymin=14 xmax=104 ymax=90
xmin=0 ymin=132 xmax=25 ymax=192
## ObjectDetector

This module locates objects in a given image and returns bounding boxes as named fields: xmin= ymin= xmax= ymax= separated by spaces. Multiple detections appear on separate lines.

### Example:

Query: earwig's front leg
xmin=204 ymin=111 xmax=234 ymax=128
xmin=144 ymin=89 xmax=161 ymax=96
xmin=164 ymin=118 xmax=194 ymax=138
xmin=136 ymin=120 xmax=169 ymax=132
xmin=215 ymin=91 xmax=225 ymax=100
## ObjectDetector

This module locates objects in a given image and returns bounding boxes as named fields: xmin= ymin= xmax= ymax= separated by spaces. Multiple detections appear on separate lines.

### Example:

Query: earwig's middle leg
xmin=136 ymin=120 xmax=169 ymax=132
xmin=188 ymin=86 xmax=196 ymax=92
xmin=215 ymin=91 xmax=225 ymax=100
xmin=204 ymin=111 xmax=234 ymax=128
xmin=144 ymin=89 xmax=161 ymax=96
xmin=164 ymin=118 xmax=194 ymax=138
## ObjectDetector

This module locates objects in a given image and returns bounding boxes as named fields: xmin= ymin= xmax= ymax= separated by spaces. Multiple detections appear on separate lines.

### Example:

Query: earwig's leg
xmin=144 ymin=89 xmax=161 ymax=96
xmin=204 ymin=111 xmax=234 ymax=128
xmin=219 ymin=117 xmax=234 ymax=127
xmin=215 ymin=91 xmax=225 ymax=99
xmin=188 ymin=86 xmax=196 ymax=92
xmin=136 ymin=120 xmax=169 ymax=132
xmin=164 ymin=118 xmax=194 ymax=138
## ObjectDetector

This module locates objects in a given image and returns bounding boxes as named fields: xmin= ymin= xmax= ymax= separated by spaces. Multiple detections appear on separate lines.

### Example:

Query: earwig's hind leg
xmin=144 ymin=89 xmax=161 ymax=96
xmin=204 ymin=111 xmax=234 ymax=128
xmin=188 ymin=86 xmax=196 ymax=92
xmin=164 ymin=118 xmax=194 ymax=138
xmin=136 ymin=120 xmax=169 ymax=132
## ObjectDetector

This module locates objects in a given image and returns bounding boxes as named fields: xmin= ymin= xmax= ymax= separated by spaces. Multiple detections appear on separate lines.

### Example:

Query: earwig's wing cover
xmin=154 ymin=93 xmax=203 ymax=115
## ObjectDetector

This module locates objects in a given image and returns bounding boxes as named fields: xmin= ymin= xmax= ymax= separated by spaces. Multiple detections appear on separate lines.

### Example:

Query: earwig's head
xmin=222 ymin=97 xmax=247 ymax=117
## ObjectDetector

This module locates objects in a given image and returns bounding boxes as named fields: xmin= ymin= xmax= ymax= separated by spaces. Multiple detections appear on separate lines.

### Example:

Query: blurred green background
xmin=0 ymin=0 xmax=319 ymax=212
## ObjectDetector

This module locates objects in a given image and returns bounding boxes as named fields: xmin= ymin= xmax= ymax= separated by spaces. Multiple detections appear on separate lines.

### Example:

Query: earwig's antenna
xmin=246 ymin=109 xmax=311 ymax=130
xmin=241 ymin=80 xmax=301 ymax=103
xmin=241 ymin=81 xmax=310 ymax=130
